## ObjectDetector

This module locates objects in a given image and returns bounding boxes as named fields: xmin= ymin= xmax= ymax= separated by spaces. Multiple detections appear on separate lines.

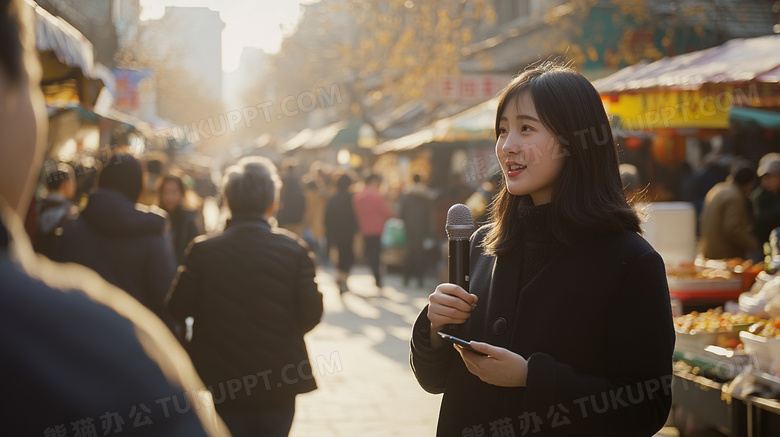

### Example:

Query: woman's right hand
xmin=428 ymin=283 xmax=478 ymax=334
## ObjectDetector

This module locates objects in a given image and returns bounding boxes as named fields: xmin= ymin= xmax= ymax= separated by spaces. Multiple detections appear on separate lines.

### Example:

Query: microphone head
xmin=446 ymin=203 xmax=475 ymax=239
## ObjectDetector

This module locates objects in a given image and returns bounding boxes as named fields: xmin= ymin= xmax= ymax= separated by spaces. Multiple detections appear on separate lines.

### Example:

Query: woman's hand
xmin=427 ymin=283 xmax=477 ymax=347
xmin=454 ymin=341 xmax=528 ymax=388
xmin=428 ymin=283 xmax=478 ymax=333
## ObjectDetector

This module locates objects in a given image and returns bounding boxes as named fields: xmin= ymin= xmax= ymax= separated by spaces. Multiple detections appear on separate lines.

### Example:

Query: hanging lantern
xmin=652 ymin=132 xmax=686 ymax=166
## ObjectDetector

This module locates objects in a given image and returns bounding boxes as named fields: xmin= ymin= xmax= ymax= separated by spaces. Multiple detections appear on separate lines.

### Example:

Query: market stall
xmin=670 ymin=260 xmax=780 ymax=436
xmin=278 ymin=119 xmax=367 ymax=171
xmin=593 ymin=34 xmax=780 ymax=201
xmin=372 ymin=97 xmax=498 ymax=210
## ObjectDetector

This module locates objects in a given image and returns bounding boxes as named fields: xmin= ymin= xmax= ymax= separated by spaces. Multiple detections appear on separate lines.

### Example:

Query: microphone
xmin=444 ymin=204 xmax=475 ymax=334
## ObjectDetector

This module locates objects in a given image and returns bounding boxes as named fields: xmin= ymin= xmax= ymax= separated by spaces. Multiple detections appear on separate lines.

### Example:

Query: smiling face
xmin=495 ymin=92 xmax=565 ymax=205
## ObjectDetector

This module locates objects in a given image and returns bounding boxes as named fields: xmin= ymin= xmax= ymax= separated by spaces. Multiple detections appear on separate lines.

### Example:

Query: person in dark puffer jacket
xmin=58 ymin=153 xmax=177 ymax=329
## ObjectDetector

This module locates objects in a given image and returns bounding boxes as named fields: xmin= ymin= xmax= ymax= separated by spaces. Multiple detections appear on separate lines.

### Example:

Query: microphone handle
xmin=446 ymin=238 xmax=470 ymax=334
xmin=448 ymin=238 xmax=470 ymax=291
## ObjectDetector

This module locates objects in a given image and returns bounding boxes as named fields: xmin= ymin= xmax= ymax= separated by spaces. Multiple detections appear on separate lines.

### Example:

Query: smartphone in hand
xmin=438 ymin=332 xmax=488 ymax=357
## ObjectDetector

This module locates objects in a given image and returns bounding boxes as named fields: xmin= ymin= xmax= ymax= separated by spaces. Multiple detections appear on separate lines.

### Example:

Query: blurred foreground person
xmin=324 ymin=173 xmax=358 ymax=293
xmin=34 ymin=160 xmax=77 ymax=258
xmin=57 ymin=152 xmax=178 ymax=328
xmin=158 ymin=173 xmax=204 ymax=264
xmin=167 ymin=157 xmax=323 ymax=437
xmin=0 ymin=1 xmax=229 ymax=435
xmin=699 ymin=162 xmax=759 ymax=259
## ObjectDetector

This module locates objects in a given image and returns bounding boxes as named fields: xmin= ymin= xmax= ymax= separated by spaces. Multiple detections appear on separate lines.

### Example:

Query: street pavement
xmin=290 ymin=265 xmax=441 ymax=436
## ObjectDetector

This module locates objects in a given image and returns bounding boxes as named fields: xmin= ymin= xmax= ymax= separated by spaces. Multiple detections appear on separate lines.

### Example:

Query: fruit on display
xmin=674 ymin=309 xmax=760 ymax=334
xmin=668 ymin=259 xmax=762 ymax=280
xmin=667 ymin=266 xmax=735 ymax=280
xmin=746 ymin=318 xmax=780 ymax=338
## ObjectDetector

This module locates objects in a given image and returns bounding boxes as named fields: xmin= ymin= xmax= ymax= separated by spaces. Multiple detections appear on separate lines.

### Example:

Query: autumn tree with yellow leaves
xmin=259 ymin=0 xmax=495 ymax=134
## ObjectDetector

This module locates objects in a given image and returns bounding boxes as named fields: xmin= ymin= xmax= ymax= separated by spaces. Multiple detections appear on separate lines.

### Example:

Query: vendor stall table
xmin=732 ymin=393 xmax=780 ymax=437
xmin=673 ymin=366 xmax=780 ymax=436
xmin=673 ymin=368 xmax=735 ymax=435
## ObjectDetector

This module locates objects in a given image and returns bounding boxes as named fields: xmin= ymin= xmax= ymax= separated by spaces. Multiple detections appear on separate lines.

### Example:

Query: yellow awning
xmin=602 ymin=89 xmax=736 ymax=131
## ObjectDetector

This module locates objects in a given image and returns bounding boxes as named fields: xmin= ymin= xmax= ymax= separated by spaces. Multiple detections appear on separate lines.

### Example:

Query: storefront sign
xmin=602 ymin=85 xmax=760 ymax=131
xmin=432 ymin=75 xmax=512 ymax=102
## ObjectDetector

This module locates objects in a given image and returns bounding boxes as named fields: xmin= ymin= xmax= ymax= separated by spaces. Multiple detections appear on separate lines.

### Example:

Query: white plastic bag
xmin=739 ymin=275 xmax=780 ymax=317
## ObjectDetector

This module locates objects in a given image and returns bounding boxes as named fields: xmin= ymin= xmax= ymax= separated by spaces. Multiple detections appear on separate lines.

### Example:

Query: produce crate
xmin=740 ymin=331 xmax=780 ymax=375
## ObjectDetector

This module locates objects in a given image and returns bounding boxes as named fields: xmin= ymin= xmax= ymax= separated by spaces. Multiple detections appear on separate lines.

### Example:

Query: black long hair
xmin=483 ymin=62 xmax=640 ymax=255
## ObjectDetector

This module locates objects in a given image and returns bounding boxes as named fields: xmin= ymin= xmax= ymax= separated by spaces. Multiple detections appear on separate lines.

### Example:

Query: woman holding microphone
xmin=410 ymin=63 xmax=674 ymax=436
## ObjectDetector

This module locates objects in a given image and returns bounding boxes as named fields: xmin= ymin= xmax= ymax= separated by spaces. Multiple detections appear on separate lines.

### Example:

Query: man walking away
xmin=167 ymin=157 xmax=323 ymax=437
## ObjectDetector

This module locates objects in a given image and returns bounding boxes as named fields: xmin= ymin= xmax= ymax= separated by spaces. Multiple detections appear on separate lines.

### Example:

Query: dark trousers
xmin=334 ymin=236 xmax=355 ymax=274
xmin=217 ymin=399 xmax=295 ymax=437
xmin=403 ymin=233 xmax=425 ymax=286
xmin=363 ymin=235 xmax=382 ymax=286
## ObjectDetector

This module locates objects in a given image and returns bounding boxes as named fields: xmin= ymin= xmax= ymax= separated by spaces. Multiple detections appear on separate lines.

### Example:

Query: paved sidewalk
xmin=290 ymin=266 xmax=441 ymax=436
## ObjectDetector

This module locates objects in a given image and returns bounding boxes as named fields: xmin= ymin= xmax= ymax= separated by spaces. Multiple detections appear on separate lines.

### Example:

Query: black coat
xmin=324 ymin=190 xmax=358 ymax=246
xmin=0 ymin=208 xmax=228 ymax=436
xmin=278 ymin=175 xmax=306 ymax=226
xmin=400 ymin=184 xmax=433 ymax=246
xmin=168 ymin=208 xmax=202 ymax=265
xmin=751 ymin=185 xmax=780 ymax=245
xmin=58 ymin=189 xmax=177 ymax=324
xmin=166 ymin=214 xmax=323 ymax=408
xmin=411 ymin=225 xmax=675 ymax=436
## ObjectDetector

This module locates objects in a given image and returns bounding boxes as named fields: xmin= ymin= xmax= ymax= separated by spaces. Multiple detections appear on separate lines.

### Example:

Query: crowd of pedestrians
xmin=269 ymin=163 xmax=444 ymax=292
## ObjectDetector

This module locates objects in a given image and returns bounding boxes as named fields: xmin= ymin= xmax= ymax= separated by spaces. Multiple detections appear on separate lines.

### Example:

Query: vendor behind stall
xmin=752 ymin=153 xmax=780 ymax=252
xmin=699 ymin=161 xmax=759 ymax=260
